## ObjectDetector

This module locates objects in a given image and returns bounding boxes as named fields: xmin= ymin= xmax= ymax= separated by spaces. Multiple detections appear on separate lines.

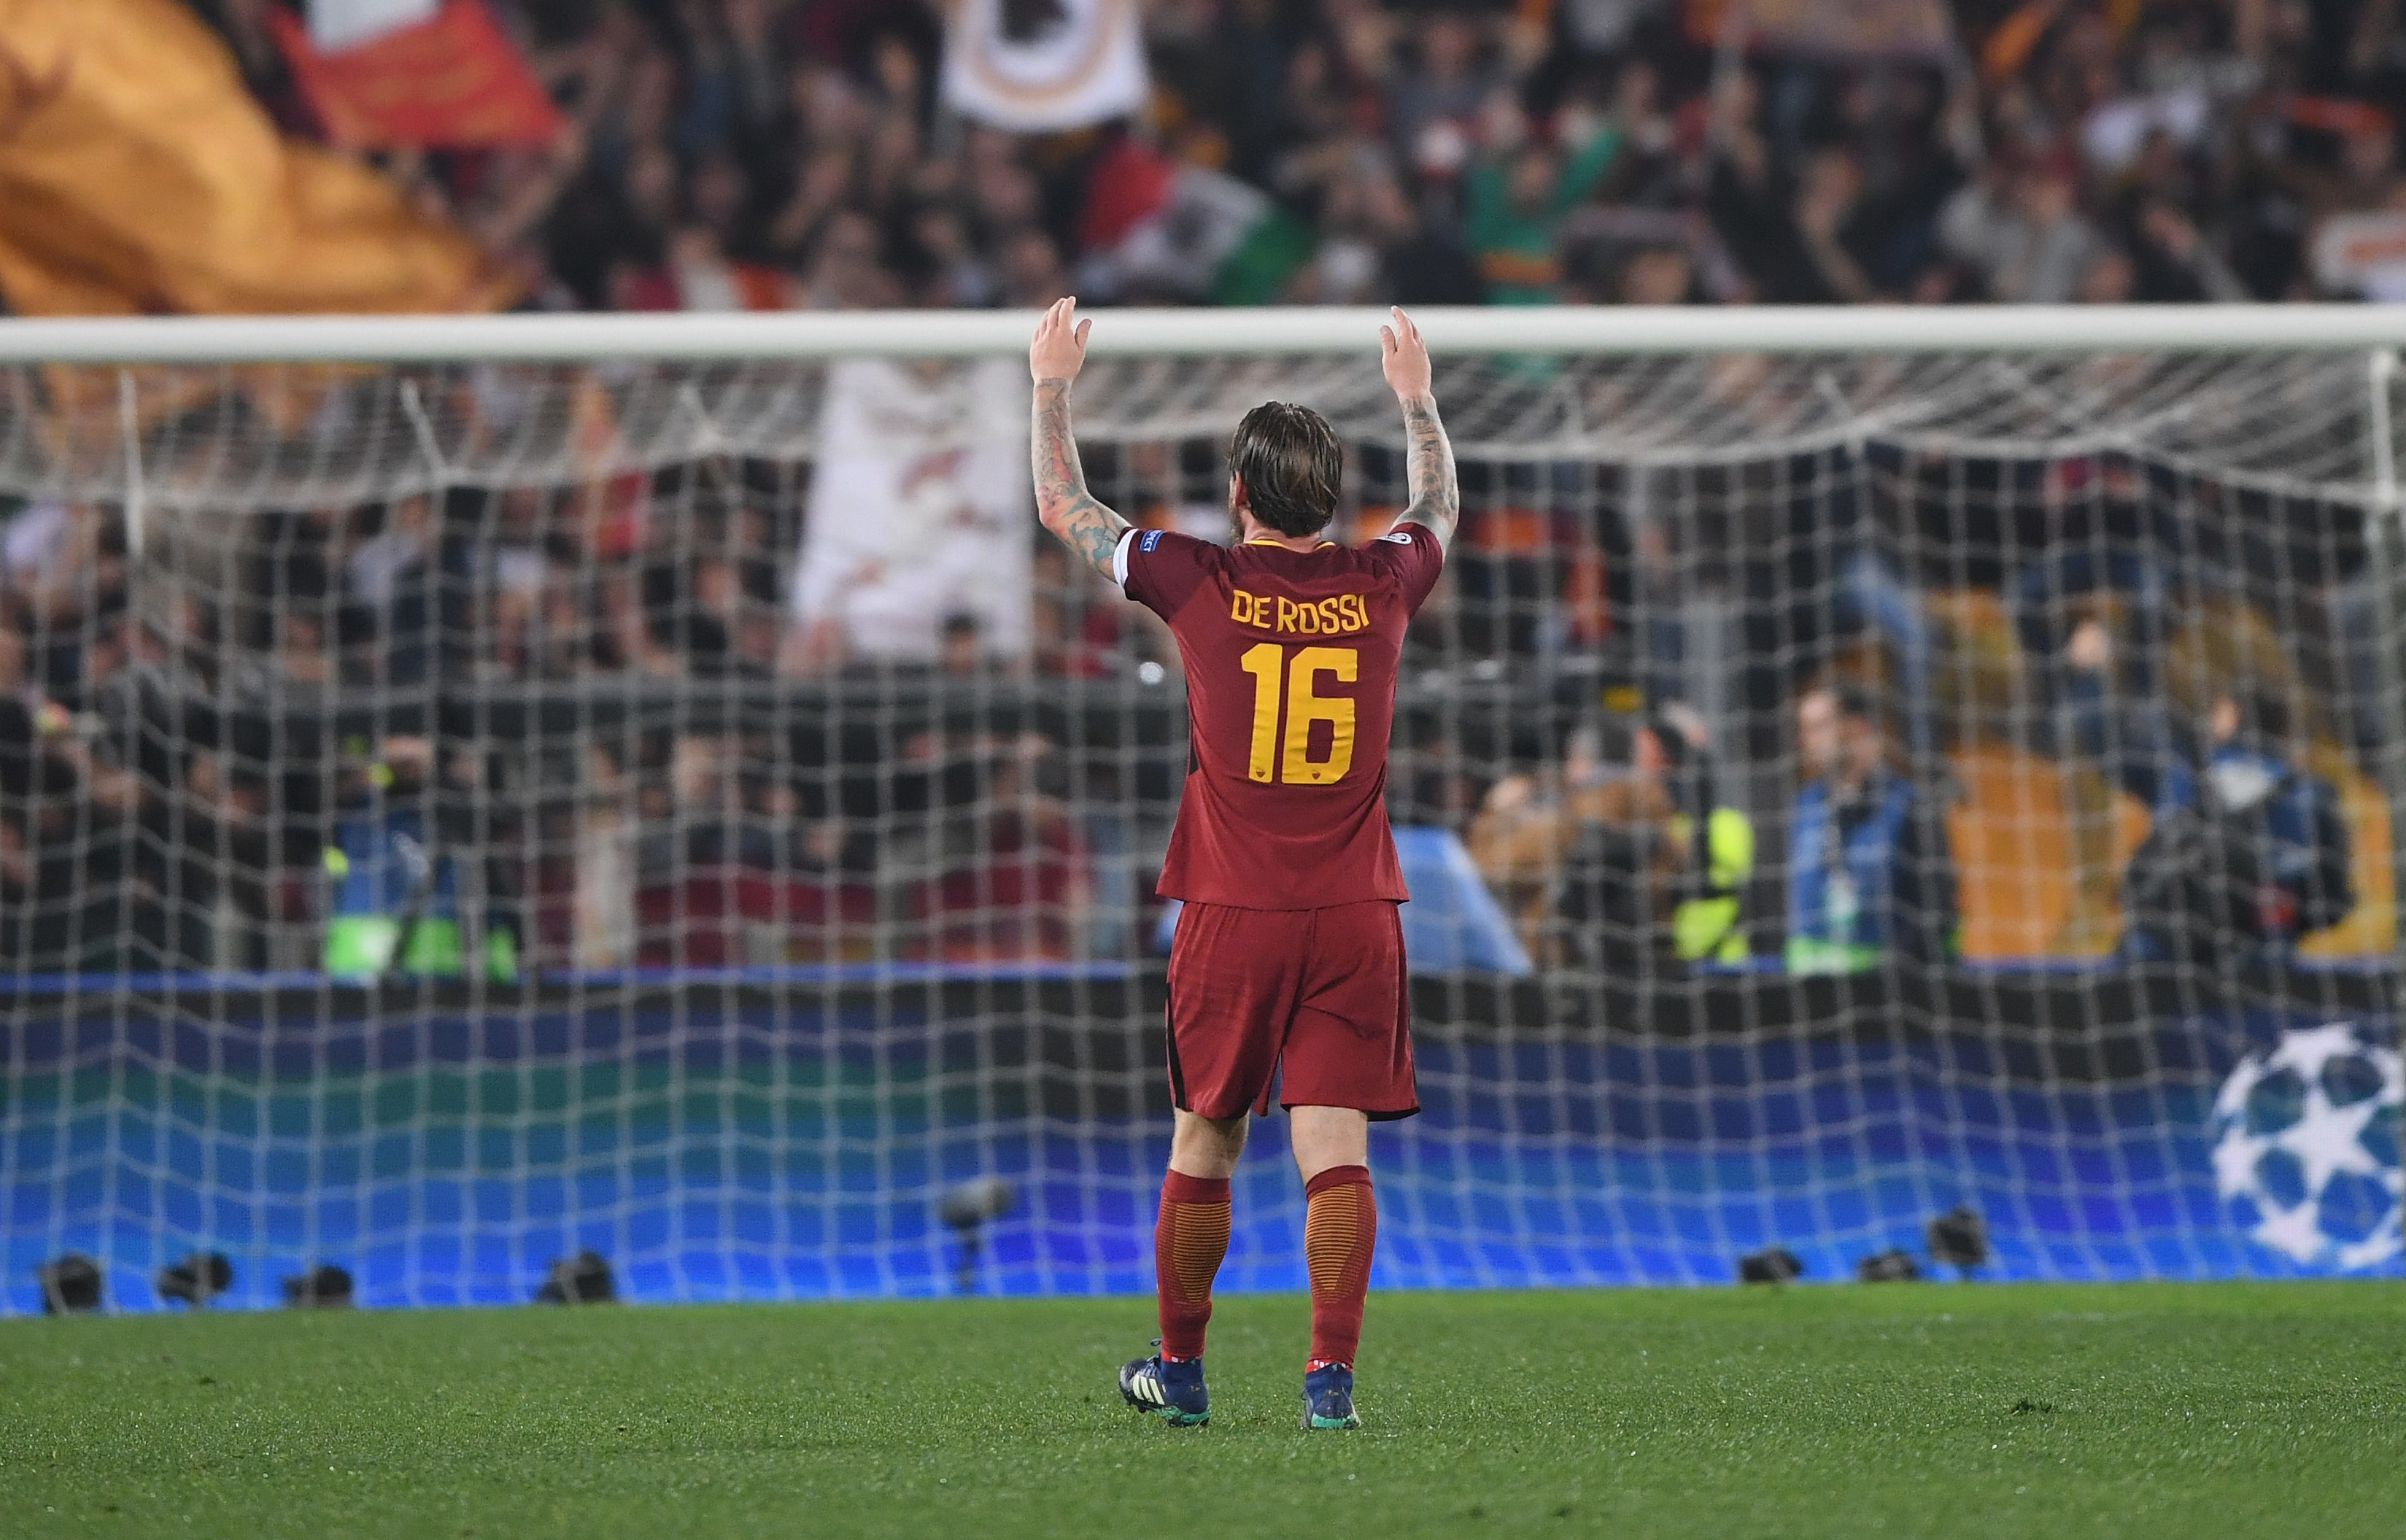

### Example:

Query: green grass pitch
xmin=4 ymin=1281 xmax=2402 ymax=1538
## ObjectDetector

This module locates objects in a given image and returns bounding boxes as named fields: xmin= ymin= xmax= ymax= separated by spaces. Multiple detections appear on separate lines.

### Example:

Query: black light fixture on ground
xmin=535 ymin=1250 xmax=615 ymax=1304
xmin=1856 ymin=1247 xmax=1922 ymax=1282
xmin=1926 ymin=1204 xmax=1989 ymax=1279
xmin=157 ymin=1252 xmax=233 ymax=1307
xmin=283 ymin=1264 xmax=353 ymax=1308
xmin=1736 ymin=1246 xmax=1804 ymax=1284
xmin=36 ymin=1253 xmax=103 ymax=1313
xmin=940 ymin=1177 xmax=1016 ymax=1293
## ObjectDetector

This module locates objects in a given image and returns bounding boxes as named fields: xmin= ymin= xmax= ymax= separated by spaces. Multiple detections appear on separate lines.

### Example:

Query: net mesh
xmin=2 ymin=344 xmax=2401 ymax=1311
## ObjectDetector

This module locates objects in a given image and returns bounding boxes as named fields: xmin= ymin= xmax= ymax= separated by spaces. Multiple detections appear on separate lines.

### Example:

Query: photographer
xmin=2122 ymin=685 xmax=2353 ymax=966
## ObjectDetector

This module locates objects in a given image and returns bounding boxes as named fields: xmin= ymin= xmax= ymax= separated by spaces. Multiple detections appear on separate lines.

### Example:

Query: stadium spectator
xmin=1938 ymin=154 xmax=2106 ymax=303
xmin=2122 ymin=682 xmax=2353 ymax=965
xmin=1467 ymin=713 xmax=1698 ymax=970
xmin=1652 ymin=704 xmax=1755 ymax=967
xmin=1461 ymin=100 xmax=1621 ymax=303
xmin=0 ymin=622 xmax=77 ymax=821
xmin=146 ymin=746 xmax=274 ymax=970
xmin=231 ymin=609 xmax=335 ymax=707
xmin=1785 ymin=682 xmax=1958 ymax=974
xmin=912 ymin=732 xmax=1091 ymax=962
xmin=635 ymin=732 xmax=763 ymax=966
xmin=322 ymin=736 xmax=470 ymax=978
xmin=341 ymin=495 xmax=438 ymax=687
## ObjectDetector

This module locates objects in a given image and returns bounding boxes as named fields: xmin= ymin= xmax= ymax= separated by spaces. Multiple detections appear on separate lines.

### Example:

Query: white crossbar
xmin=0 ymin=303 xmax=2402 ymax=364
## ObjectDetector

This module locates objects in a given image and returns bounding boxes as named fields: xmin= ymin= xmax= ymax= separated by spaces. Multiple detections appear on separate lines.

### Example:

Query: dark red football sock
xmin=1303 ymin=1164 xmax=1375 ymax=1369
xmin=1155 ymin=1170 xmax=1231 ymax=1360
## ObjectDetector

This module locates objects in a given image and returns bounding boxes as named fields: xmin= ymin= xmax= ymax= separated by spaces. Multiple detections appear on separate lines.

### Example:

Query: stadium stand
xmin=158 ymin=1 xmax=2406 ymax=320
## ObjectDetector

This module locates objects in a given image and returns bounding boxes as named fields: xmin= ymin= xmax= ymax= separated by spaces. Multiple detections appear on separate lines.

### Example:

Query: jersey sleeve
xmin=1363 ymin=522 xmax=1447 ymax=614
xmin=1115 ymin=527 xmax=1221 ymax=620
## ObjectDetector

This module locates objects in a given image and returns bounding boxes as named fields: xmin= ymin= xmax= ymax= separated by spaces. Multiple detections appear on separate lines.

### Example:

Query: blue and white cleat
xmin=1300 ymin=1362 xmax=1361 ymax=1430
xmin=1119 ymin=1342 xmax=1210 ymax=1426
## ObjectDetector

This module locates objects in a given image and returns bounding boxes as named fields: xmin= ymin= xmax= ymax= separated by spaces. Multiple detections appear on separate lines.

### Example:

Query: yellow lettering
xmin=1276 ymin=597 xmax=1299 ymax=632
xmin=1231 ymin=590 xmax=1253 ymax=625
xmin=1316 ymin=597 xmax=1341 ymax=633
xmin=1341 ymin=594 xmax=1367 ymax=631
xmin=1281 ymin=646 xmax=1358 ymax=785
xmin=1239 ymin=642 xmax=1282 ymax=782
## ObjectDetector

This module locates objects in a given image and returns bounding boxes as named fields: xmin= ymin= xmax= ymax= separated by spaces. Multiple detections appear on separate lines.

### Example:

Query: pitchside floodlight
xmin=283 ymin=1264 xmax=354 ymax=1309
xmin=940 ymin=1177 xmax=1017 ymax=1294
xmin=157 ymin=1252 xmax=233 ymax=1308
xmin=1736 ymin=1247 xmax=1805 ymax=1284
xmin=1856 ymin=1247 xmax=1923 ymax=1282
xmin=535 ymin=1250 xmax=616 ymax=1304
xmin=1927 ymin=1205 xmax=1989 ymax=1279
xmin=36 ymin=1253 xmax=104 ymax=1314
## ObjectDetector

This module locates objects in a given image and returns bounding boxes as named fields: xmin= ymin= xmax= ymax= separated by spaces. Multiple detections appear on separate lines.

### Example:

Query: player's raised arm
xmin=1029 ymin=298 xmax=1132 ymax=581
xmin=1380 ymin=306 xmax=1458 ymax=552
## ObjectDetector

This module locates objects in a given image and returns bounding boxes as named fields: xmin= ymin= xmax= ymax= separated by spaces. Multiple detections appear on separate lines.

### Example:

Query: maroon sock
xmin=1303 ymin=1164 xmax=1375 ymax=1369
xmin=1155 ymin=1170 xmax=1231 ymax=1360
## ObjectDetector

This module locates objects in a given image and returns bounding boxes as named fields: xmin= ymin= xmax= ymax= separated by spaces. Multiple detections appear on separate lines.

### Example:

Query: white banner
xmin=310 ymin=0 xmax=438 ymax=53
xmin=2313 ymin=212 xmax=2406 ymax=302
xmin=787 ymin=359 xmax=1033 ymax=663
xmin=940 ymin=0 xmax=1149 ymax=134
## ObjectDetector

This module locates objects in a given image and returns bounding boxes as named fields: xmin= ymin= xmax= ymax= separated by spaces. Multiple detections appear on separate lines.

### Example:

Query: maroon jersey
xmin=1115 ymin=523 xmax=1444 ymax=909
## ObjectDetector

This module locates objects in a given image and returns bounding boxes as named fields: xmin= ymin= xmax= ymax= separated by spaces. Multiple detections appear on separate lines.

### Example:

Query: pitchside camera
xmin=157 ymin=1251 xmax=233 ymax=1308
xmin=940 ymin=1177 xmax=1017 ymax=1294
xmin=1737 ymin=1247 xmax=1805 ymax=1284
xmin=535 ymin=1250 xmax=616 ymax=1304
xmin=283 ymin=1264 xmax=354 ymax=1309
xmin=36 ymin=1253 xmax=104 ymax=1314
xmin=1856 ymin=1247 xmax=1922 ymax=1282
xmin=1927 ymin=1205 xmax=1989 ymax=1279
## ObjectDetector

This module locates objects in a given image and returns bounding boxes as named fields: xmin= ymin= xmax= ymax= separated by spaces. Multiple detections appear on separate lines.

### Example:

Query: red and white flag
xmin=271 ymin=0 xmax=562 ymax=150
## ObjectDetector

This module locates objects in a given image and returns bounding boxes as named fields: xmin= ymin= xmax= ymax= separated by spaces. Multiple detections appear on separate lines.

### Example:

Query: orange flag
xmin=271 ymin=1 xmax=565 ymax=151
xmin=0 ymin=0 xmax=514 ymax=316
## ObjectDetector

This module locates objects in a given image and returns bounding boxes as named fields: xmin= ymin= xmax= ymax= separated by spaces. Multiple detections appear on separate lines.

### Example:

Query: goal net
xmin=2 ymin=313 xmax=2401 ymax=1311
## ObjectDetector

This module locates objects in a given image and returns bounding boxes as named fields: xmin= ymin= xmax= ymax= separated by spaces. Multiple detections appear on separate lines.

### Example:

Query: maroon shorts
xmin=1164 ymin=899 xmax=1417 ymax=1121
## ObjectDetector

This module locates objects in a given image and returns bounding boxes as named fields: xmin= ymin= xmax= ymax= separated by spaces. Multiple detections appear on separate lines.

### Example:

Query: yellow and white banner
xmin=939 ymin=0 xmax=1148 ymax=134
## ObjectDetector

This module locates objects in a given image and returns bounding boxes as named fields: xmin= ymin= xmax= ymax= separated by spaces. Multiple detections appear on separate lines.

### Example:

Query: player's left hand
xmin=1380 ymin=306 xmax=1433 ymax=401
xmin=1030 ymin=296 xmax=1091 ymax=385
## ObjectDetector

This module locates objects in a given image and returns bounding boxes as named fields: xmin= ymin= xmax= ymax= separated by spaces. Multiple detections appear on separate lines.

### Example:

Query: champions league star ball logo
xmin=2210 ymin=1023 xmax=2402 ymax=1270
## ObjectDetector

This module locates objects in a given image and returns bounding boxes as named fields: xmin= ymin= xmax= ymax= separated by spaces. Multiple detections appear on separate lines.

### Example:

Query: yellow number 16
xmin=1239 ymin=643 xmax=1358 ymax=785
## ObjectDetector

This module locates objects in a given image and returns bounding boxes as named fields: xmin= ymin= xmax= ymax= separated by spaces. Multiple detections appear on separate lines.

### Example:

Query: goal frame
xmin=0 ymin=303 xmax=2402 ymax=364
xmin=3 ymin=303 xmax=2391 ymax=903
xmin=1 ymin=306 xmax=2401 ymax=1300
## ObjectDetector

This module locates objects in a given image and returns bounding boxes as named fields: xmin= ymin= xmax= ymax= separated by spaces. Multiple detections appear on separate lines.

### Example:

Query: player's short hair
xmin=1229 ymin=402 xmax=1342 ymax=538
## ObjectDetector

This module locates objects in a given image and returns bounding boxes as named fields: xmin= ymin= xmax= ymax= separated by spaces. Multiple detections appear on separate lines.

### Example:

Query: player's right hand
xmin=1030 ymin=296 xmax=1091 ymax=385
xmin=1380 ymin=306 xmax=1433 ymax=401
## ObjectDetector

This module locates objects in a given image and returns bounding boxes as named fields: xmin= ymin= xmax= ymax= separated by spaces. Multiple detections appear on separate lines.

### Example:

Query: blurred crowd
xmin=0 ymin=1 xmax=2397 ymax=977
xmin=0 ymin=446 xmax=2375 ymax=980
xmin=0 ymin=486 xmax=1126 ymax=973
xmin=184 ymin=0 xmax=2406 ymax=313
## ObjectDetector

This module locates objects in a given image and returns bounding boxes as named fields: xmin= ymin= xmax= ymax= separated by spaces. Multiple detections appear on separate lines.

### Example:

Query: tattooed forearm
xmin=1032 ymin=378 xmax=1132 ymax=581
xmin=1398 ymin=393 xmax=1458 ymax=550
